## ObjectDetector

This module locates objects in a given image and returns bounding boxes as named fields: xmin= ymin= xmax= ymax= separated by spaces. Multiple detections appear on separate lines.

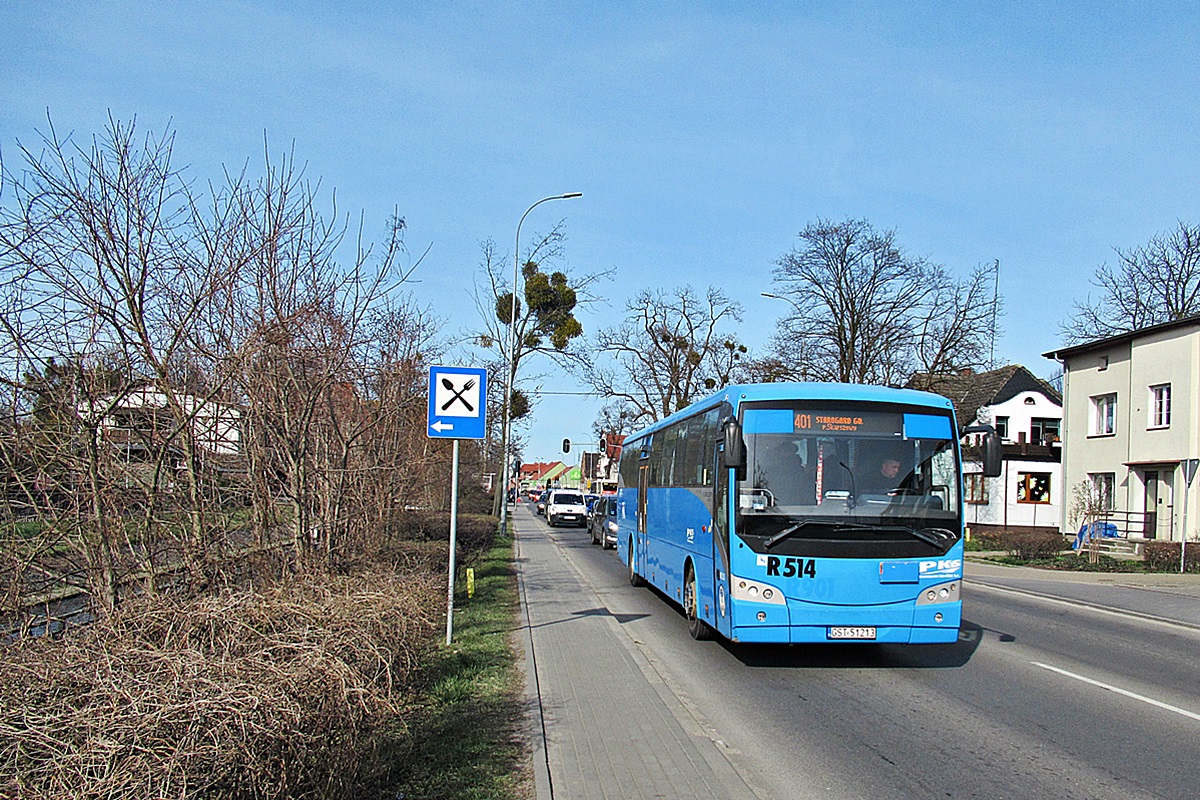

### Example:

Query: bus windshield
xmin=737 ymin=403 xmax=961 ymax=550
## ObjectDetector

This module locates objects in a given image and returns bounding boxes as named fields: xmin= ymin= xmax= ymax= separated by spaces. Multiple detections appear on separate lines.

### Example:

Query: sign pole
xmin=446 ymin=438 xmax=460 ymax=645
xmin=426 ymin=365 xmax=487 ymax=645
xmin=1180 ymin=459 xmax=1198 ymax=574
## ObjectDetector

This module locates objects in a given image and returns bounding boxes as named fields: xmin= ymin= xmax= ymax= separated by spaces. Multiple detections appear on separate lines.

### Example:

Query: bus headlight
xmin=732 ymin=575 xmax=786 ymax=605
xmin=915 ymin=581 xmax=959 ymax=606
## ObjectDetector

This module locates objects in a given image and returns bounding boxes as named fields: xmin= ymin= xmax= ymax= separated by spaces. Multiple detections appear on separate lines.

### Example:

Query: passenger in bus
xmin=759 ymin=439 xmax=816 ymax=505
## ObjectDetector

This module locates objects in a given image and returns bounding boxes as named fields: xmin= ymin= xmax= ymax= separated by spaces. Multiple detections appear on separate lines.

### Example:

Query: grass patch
xmin=381 ymin=529 xmax=531 ymax=800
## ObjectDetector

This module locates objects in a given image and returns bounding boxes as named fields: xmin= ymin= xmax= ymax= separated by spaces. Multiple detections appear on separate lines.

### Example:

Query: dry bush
xmin=1143 ymin=541 xmax=1200 ymax=573
xmin=1001 ymin=530 xmax=1069 ymax=561
xmin=0 ymin=565 xmax=442 ymax=800
xmin=382 ymin=510 xmax=498 ymax=562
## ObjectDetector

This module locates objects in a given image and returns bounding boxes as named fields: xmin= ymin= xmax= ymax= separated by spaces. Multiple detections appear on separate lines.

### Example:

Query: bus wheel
xmin=628 ymin=539 xmax=644 ymax=587
xmin=684 ymin=563 xmax=714 ymax=641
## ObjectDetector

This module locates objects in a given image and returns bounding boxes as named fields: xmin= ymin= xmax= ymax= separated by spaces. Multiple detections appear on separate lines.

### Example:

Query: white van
xmin=545 ymin=489 xmax=587 ymax=527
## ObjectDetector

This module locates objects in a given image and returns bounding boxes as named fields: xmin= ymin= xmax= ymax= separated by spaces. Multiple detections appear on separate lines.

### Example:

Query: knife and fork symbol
xmin=441 ymin=377 xmax=476 ymax=412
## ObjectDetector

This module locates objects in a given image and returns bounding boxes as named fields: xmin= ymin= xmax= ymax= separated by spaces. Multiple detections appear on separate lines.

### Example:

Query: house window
xmin=965 ymin=473 xmax=989 ymax=504
xmin=1088 ymin=472 xmax=1115 ymax=511
xmin=1091 ymin=394 xmax=1116 ymax=436
xmin=1030 ymin=417 xmax=1060 ymax=444
xmin=995 ymin=416 xmax=1009 ymax=441
xmin=1016 ymin=472 xmax=1052 ymax=504
xmin=1149 ymin=384 xmax=1171 ymax=429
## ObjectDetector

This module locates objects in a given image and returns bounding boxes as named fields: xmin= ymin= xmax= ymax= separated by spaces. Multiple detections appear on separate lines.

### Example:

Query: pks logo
xmin=919 ymin=558 xmax=962 ymax=579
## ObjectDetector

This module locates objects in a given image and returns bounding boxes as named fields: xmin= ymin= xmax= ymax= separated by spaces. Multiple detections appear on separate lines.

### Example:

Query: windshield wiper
xmin=764 ymin=520 xmax=820 ymax=549
xmin=763 ymin=520 xmax=873 ymax=549
xmin=872 ymin=525 xmax=956 ymax=549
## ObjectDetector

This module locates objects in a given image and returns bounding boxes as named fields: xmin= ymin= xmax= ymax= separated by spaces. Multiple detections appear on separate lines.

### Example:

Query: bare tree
xmin=769 ymin=218 xmax=997 ymax=385
xmin=1062 ymin=220 xmax=1200 ymax=344
xmin=589 ymin=286 xmax=746 ymax=425
xmin=0 ymin=115 xmax=439 ymax=623
xmin=913 ymin=261 xmax=1002 ymax=376
xmin=223 ymin=146 xmax=417 ymax=566
xmin=0 ymin=115 xmax=225 ymax=606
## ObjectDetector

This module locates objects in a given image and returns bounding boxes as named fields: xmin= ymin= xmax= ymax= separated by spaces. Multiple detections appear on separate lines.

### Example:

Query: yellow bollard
xmin=466 ymin=567 xmax=475 ymax=598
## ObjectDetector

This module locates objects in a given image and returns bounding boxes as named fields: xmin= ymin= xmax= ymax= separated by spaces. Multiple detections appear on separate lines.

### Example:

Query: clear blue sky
xmin=5 ymin=2 xmax=1200 ymax=463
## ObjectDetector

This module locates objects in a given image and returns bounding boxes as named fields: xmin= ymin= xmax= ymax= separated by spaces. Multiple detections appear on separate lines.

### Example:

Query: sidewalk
xmin=965 ymin=555 xmax=1200 ymax=629
xmin=512 ymin=505 xmax=758 ymax=800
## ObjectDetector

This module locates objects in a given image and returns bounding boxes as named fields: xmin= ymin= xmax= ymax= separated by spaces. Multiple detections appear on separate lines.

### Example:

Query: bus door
xmin=637 ymin=463 xmax=649 ymax=575
xmin=712 ymin=445 xmax=732 ymax=631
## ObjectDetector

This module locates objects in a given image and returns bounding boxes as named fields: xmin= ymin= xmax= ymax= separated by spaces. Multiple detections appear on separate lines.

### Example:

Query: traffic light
xmin=562 ymin=438 xmax=571 ymax=453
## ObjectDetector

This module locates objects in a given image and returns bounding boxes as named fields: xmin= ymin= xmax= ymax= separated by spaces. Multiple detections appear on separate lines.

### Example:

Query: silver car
xmin=589 ymin=496 xmax=619 ymax=549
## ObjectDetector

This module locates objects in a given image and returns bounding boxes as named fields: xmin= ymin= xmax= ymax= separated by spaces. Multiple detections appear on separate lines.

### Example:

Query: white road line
xmin=1032 ymin=661 xmax=1200 ymax=723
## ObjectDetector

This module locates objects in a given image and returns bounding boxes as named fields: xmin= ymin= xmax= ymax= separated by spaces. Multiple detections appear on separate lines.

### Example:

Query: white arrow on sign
xmin=431 ymin=420 xmax=454 ymax=433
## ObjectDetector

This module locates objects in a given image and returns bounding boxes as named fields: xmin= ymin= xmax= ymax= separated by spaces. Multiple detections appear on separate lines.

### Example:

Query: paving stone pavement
xmin=513 ymin=505 xmax=758 ymax=800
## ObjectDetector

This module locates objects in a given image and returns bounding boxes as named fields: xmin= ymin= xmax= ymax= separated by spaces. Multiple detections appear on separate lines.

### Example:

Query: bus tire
xmin=685 ymin=563 xmax=714 ymax=641
xmin=628 ymin=538 xmax=644 ymax=587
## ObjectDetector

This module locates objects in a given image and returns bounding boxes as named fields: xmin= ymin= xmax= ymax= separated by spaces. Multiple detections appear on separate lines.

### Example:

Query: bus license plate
xmin=828 ymin=626 xmax=876 ymax=640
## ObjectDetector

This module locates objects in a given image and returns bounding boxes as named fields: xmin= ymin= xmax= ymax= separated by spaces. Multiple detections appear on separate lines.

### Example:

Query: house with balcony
xmin=908 ymin=365 xmax=1063 ymax=536
xmin=1045 ymin=314 xmax=1200 ymax=543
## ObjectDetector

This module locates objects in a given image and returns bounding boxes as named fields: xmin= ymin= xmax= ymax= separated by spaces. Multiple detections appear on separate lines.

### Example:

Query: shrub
xmin=968 ymin=528 xmax=1006 ymax=551
xmin=1001 ymin=530 xmax=1068 ymax=561
xmin=1143 ymin=541 xmax=1200 ymax=573
xmin=0 ymin=565 xmax=443 ymax=800
xmin=384 ymin=510 xmax=498 ymax=564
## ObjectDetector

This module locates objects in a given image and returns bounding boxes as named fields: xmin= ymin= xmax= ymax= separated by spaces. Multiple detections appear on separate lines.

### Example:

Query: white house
xmin=908 ymin=365 xmax=1063 ymax=536
xmin=81 ymin=384 xmax=242 ymax=458
xmin=1045 ymin=314 xmax=1200 ymax=543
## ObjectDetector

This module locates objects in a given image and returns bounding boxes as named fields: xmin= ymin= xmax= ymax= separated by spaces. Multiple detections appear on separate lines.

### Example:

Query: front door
xmin=1144 ymin=471 xmax=1159 ymax=539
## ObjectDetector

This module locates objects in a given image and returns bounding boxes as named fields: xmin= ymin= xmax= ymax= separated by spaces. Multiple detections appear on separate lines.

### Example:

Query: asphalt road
xmin=540 ymin=510 xmax=1200 ymax=800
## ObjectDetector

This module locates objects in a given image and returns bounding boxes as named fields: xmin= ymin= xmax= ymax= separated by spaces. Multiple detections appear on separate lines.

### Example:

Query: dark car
xmin=589 ymin=496 xmax=619 ymax=549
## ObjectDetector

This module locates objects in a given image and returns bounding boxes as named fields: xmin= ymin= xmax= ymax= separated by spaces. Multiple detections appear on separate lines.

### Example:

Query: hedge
xmin=1143 ymin=541 xmax=1200 ymax=573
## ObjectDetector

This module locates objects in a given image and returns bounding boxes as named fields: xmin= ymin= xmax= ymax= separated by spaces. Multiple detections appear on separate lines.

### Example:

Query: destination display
xmin=793 ymin=410 xmax=901 ymax=437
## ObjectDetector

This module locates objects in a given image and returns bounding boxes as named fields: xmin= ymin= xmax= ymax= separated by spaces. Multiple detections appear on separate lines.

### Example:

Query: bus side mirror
xmin=721 ymin=416 xmax=747 ymax=480
xmin=961 ymin=424 xmax=1003 ymax=478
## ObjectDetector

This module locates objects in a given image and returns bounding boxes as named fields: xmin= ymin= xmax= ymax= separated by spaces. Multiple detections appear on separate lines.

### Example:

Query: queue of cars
xmin=526 ymin=487 xmax=618 ymax=549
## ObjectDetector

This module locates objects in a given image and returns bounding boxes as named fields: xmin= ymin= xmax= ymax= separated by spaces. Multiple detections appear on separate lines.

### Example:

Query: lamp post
xmin=499 ymin=192 xmax=582 ymax=530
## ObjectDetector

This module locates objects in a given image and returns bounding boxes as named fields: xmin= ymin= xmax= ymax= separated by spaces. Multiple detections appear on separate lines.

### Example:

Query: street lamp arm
xmin=499 ymin=191 xmax=583 ymax=526
xmin=761 ymin=291 xmax=803 ymax=313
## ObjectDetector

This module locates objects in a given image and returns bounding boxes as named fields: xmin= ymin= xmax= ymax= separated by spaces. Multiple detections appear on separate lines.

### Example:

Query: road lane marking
xmin=1032 ymin=661 xmax=1200 ymax=722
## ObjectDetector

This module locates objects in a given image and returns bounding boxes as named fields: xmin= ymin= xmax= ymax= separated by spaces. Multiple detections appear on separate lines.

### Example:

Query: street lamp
xmin=499 ymin=192 xmax=582 ymax=529
xmin=761 ymin=291 xmax=812 ymax=381
xmin=761 ymin=291 xmax=800 ymax=310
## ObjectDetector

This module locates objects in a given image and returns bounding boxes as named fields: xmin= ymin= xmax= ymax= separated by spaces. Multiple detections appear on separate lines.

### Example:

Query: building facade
xmin=1046 ymin=315 xmax=1200 ymax=543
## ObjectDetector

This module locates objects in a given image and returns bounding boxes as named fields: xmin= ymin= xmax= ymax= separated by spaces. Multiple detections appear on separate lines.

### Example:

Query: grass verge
xmin=382 ymin=529 xmax=532 ymax=800
xmin=975 ymin=553 xmax=1149 ymax=572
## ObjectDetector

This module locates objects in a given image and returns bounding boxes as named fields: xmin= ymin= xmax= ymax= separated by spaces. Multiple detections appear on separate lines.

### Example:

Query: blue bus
xmin=617 ymin=382 xmax=1001 ymax=644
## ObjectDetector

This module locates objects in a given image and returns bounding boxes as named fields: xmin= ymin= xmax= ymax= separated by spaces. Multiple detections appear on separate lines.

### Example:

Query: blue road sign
xmin=428 ymin=366 xmax=488 ymax=439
